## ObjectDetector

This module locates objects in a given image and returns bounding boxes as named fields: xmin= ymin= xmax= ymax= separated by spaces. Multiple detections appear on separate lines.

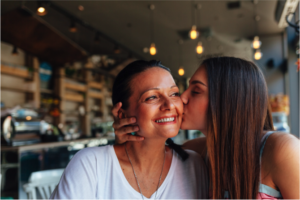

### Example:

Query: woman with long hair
xmin=51 ymin=60 xmax=208 ymax=199
xmin=112 ymin=57 xmax=299 ymax=199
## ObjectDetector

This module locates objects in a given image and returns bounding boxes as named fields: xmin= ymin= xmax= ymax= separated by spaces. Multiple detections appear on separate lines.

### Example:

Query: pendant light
xmin=252 ymin=1 xmax=262 ymax=60
xmin=189 ymin=2 xmax=199 ymax=40
xmin=196 ymin=42 xmax=204 ymax=54
xmin=254 ymin=49 xmax=262 ymax=60
xmin=69 ymin=21 xmax=77 ymax=33
xmin=178 ymin=40 xmax=185 ymax=76
xmin=195 ymin=4 xmax=203 ymax=54
xmin=36 ymin=2 xmax=47 ymax=16
xmin=252 ymin=36 xmax=261 ymax=49
xmin=149 ymin=4 xmax=156 ymax=56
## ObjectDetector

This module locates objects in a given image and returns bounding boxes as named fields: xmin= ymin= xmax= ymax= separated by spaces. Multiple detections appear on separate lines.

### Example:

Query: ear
xmin=118 ymin=108 xmax=127 ymax=119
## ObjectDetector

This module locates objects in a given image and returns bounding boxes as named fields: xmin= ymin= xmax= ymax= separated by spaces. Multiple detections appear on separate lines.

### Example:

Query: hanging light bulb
xmin=37 ymin=3 xmax=47 ymax=16
xmin=252 ymin=36 xmax=261 ymax=49
xmin=189 ymin=25 xmax=199 ymax=40
xmin=37 ymin=6 xmax=47 ymax=16
xmin=69 ymin=21 xmax=77 ymax=33
xmin=149 ymin=43 xmax=156 ymax=55
xmin=178 ymin=67 xmax=185 ymax=76
xmin=254 ymin=49 xmax=262 ymax=60
xmin=196 ymin=41 xmax=204 ymax=54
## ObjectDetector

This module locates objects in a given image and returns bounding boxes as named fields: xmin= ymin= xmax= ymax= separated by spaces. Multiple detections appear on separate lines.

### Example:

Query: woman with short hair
xmin=51 ymin=60 xmax=208 ymax=199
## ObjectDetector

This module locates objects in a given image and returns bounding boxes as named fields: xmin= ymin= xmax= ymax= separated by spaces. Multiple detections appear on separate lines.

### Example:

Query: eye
xmin=171 ymin=92 xmax=180 ymax=97
xmin=192 ymin=91 xmax=200 ymax=94
xmin=145 ymin=96 xmax=157 ymax=101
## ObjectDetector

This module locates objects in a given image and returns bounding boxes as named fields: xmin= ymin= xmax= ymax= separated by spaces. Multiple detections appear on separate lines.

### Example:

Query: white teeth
xmin=155 ymin=117 xmax=175 ymax=123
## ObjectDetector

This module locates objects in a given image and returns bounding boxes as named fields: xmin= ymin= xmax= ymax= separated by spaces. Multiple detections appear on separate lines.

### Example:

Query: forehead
xmin=130 ymin=67 xmax=174 ymax=91
xmin=190 ymin=65 xmax=207 ymax=83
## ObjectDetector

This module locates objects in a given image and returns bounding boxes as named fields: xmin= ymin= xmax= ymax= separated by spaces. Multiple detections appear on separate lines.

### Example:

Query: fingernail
xmin=139 ymin=137 xmax=144 ymax=140
xmin=134 ymin=126 xmax=139 ymax=131
xmin=131 ymin=118 xmax=136 ymax=123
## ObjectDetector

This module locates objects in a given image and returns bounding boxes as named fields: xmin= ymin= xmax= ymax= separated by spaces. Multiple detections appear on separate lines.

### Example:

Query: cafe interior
xmin=1 ymin=0 xmax=299 ymax=199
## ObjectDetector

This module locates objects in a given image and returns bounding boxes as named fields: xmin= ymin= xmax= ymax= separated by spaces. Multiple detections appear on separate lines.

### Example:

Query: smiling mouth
xmin=155 ymin=117 xmax=175 ymax=123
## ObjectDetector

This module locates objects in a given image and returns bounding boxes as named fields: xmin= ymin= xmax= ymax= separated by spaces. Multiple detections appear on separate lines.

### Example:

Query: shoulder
xmin=73 ymin=145 xmax=111 ymax=161
xmin=265 ymin=132 xmax=299 ymax=163
xmin=182 ymin=137 xmax=207 ymax=158
xmin=66 ymin=145 xmax=112 ymax=171
xmin=263 ymin=132 xmax=299 ymax=198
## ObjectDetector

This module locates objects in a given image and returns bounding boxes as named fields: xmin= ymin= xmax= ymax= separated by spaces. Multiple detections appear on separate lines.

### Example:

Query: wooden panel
xmin=64 ymin=93 xmax=84 ymax=102
xmin=65 ymin=82 xmax=87 ymax=92
xmin=89 ymin=91 xmax=104 ymax=99
xmin=88 ymin=82 xmax=103 ymax=90
xmin=1 ymin=64 xmax=29 ymax=78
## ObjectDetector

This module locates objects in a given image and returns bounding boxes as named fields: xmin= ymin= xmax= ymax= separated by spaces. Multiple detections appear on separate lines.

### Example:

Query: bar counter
xmin=1 ymin=136 xmax=115 ymax=199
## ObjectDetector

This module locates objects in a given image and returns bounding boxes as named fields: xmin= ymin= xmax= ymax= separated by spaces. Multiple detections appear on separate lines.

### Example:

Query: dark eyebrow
xmin=139 ymin=85 xmax=178 ymax=99
xmin=190 ymin=80 xmax=207 ymax=87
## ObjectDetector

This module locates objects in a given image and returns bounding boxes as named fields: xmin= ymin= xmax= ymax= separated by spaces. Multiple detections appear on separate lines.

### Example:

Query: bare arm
xmin=270 ymin=133 xmax=300 ymax=199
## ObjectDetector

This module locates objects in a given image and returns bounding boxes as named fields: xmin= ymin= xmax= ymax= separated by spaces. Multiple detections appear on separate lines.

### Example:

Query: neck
xmin=125 ymin=138 xmax=166 ymax=171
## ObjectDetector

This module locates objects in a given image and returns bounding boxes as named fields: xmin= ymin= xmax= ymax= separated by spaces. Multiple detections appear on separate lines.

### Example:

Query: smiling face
xmin=123 ymin=67 xmax=183 ymax=139
xmin=180 ymin=66 xmax=209 ymax=134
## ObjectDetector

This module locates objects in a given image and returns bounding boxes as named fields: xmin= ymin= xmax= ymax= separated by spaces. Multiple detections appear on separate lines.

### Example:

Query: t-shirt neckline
xmin=110 ymin=145 xmax=176 ymax=199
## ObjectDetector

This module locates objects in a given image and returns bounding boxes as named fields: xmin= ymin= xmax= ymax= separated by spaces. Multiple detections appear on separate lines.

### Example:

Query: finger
xmin=114 ymin=125 xmax=139 ymax=135
xmin=126 ymin=135 xmax=144 ymax=141
xmin=111 ymin=102 xmax=122 ymax=118
xmin=114 ymin=117 xmax=137 ymax=130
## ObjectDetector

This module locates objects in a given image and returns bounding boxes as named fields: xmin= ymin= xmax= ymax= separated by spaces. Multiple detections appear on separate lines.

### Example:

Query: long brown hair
xmin=203 ymin=57 xmax=269 ymax=199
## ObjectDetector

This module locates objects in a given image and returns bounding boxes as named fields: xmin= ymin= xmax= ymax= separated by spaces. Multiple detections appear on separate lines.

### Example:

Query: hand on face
xmin=114 ymin=67 xmax=183 ymax=141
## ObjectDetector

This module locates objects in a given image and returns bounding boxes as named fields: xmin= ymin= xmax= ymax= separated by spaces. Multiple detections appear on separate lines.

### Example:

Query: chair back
xmin=23 ymin=169 xmax=64 ymax=199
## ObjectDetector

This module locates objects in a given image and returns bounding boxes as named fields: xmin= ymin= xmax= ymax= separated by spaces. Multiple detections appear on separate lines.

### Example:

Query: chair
xmin=23 ymin=169 xmax=64 ymax=199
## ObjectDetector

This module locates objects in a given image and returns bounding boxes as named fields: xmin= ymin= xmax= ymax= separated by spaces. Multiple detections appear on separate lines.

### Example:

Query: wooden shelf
xmin=40 ymin=88 xmax=53 ymax=94
xmin=64 ymin=93 xmax=84 ymax=102
xmin=1 ymin=64 xmax=29 ymax=78
xmin=89 ymin=91 xmax=104 ymax=99
xmin=88 ymin=81 xmax=103 ymax=90
xmin=65 ymin=82 xmax=87 ymax=92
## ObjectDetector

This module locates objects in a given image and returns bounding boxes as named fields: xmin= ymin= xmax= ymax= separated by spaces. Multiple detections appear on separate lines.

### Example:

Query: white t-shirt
xmin=50 ymin=145 xmax=208 ymax=199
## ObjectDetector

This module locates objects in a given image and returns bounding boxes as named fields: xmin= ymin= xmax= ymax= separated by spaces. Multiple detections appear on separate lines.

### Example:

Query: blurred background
xmin=1 ymin=0 xmax=299 ymax=199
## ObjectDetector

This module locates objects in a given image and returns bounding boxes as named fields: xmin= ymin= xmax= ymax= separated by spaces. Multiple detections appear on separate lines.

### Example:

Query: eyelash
xmin=145 ymin=93 xmax=179 ymax=101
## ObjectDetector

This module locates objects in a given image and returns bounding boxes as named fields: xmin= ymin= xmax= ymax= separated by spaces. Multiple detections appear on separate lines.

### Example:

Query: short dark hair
xmin=112 ymin=60 xmax=170 ymax=110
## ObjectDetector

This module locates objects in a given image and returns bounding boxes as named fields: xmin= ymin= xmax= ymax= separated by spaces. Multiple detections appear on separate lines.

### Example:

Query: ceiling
xmin=1 ymin=1 xmax=284 ymax=78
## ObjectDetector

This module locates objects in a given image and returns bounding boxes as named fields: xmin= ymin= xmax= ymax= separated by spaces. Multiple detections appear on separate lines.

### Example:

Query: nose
xmin=181 ymin=90 xmax=189 ymax=105
xmin=160 ymin=96 xmax=175 ymax=111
